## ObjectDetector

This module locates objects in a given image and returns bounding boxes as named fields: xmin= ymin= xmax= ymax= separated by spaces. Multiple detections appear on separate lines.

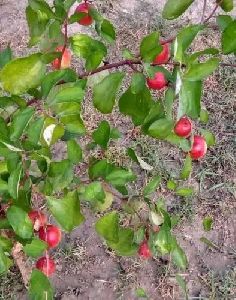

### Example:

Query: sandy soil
xmin=0 ymin=0 xmax=236 ymax=299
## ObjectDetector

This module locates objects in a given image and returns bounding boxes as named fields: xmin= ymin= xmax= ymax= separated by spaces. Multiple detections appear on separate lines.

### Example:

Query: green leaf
xmin=71 ymin=34 xmax=107 ymax=70
xmin=154 ymin=225 xmax=173 ymax=254
xmin=95 ymin=191 xmax=113 ymax=212
xmin=127 ymin=149 xmax=153 ymax=171
xmin=106 ymin=169 xmax=136 ymax=186
xmin=162 ymin=0 xmax=194 ymax=20
xmin=92 ymin=121 xmax=111 ymax=149
xmin=0 ymin=54 xmax=46 ymax=95
xmin=122 ymin=49 xmax=134 ymax=59
xmin=203 ymin=216 xmax=213 ymax=232
xmin=218 ymin=0 xmax=234 ymax=12
xmin=107 ymin=228 xmax=138 ymax=256
xmin=200 ymin=237 xmax=218 ymax=249
xmin=0 ymin=236 xmax=13 ymax=252
xmin=26 ymin=6 xmax=49 ymax=47
xmin=93 ymin=72 xmax=124 ymax=114
xmin=67 ymin=140 xmax=82 ymax=164
xmin=27 ymin=117 xmax=45 ymax=146
xmin=8 ymin=164 xmax=22 ymax=199
xmin=29 ymin=0 xmax=54 ymax=18
xmin=41 ymin=118 xmax=65 ymax=146
xmin=79 ymin=182 xmax=105 ymax=203
xmin=143 ymin=175 xmax=161 ymax=196
xmin=23 ymin=238 xmax=47 ymax=258
xmin=222 ymin=20 xmax=236 ymax=54
xmin=0 ymin=247 xmax=12 ymax=275
xmin=178 ymin=80 xmax=202 ymax=119
xmin=175 ymin=187 xmax=193 ymax=197
xmin=10 ymin=107 xmax=34 ymax=141
xmin=0 ymin=46 xmax=12 ymax=69
xmin=142 ymin=102 xmax=165 ymax=134
xmin=110 ymin=127 xmax=121 ymax=139
xmin=148 ymin=118 xmax=174 ymax=139
xmin=174 ymin=25 xmax=204 ymax=63
xmin=167 ymin=180 xmax=177 ymax=191
xmin=29 ymin=270 xmax=54 ymax=300
xmin=135 ymin=287 xmax=148 ymax=298
xmin=164 ymin=88 xmax=175 ymax=120
xmin=48 ymin=160 xmax=73 ymax=192
xmin=41 ymin=69 xmax=77 ymax=99
xmin=184 ymin=58 xmax=220 ymax=81
xmin=188 ymin=48 xmax=219 ymax=65
xmin=7 ymin=206 xmax=33 ymax=239
xmin=100 ymin=19 xmax=116 ymax=43
xmin=95 ymin=211 xmax=119 ymax=243
xmin=47 ymin=191 xmax=85 ymax=232
xmin=216 ymin=15 xmax=233 ymax=31
xmin=119 ymin=86 xmax=154 ymax=126
xmin=176 ymin=274 xmax=188 ymax=297
xmin=200 ymin=109 xmax=209 ymax=124
xmin=140 ymin=32 xmax=162 ymax=62
xmin=180 ymin=154 xmax=192 ymax=180
xmin=171 ymin=241 xmax=188 ymax=270
xmin=40 ymin=20 xmax=64 ymax=52
xmin=131 ymin=73 xmax=146 ymax=94
xmin=199 ymin=129 xmax=216 ymax=146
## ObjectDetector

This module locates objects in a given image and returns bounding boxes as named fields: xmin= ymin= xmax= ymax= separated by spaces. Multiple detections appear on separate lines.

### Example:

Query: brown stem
xmin=201 ymin=0 xmax=207 ymax=23
xmin=203 ymin=0 xmax=222 ymax=24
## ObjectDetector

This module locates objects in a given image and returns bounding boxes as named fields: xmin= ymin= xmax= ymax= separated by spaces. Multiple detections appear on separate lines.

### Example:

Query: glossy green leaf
xmin=7 ymin=206 xmax=33 ymax=239
xmin=218 ymin=0 xmax=234 ymax=12
xmin=93 ymin=72 xmax=124 ymax=114
xmin=41 ymin=118 xmax=65 ymax=146
xmin=79 ymin=182 xmax=105 ymax=203
xmin=94 ymin=191 xmax=113 ymax=212
xmin=67 ymin=140 xmax=82 ymax=164
xmin=119 ymin=86 xmax=154 ymax=126
xmin=171 ymin=241 xmax=188 ymax=270
xmin=203 ymin=216 xmax=213 ymax=232
xmin=71 ymin=34 xmax=107 ymax=70
xmin=142 ymin=102 xmax=165 ymax=134
xmin=41 ymin=69 xmax=77 ymax=98
xmin=106 ymin=169 xmax=136 ymax=186
xmin=222 ymin=20 xmax=236 ymax=54
xmin=188 ymin=48 xmax=219 ymax=65
xmin=200 ymin=109 xmax=209 ymax=124
xmin=23 ymin=238 xmax=47 ymax=258
xmin=29 ymin=270 xmax=54 ymax=300
xmin=100 ymin=19 xmax=116 ymax=43
xmin=92 ymin=121 xmax=111 ymax=149
xmin=0 ymin=236 xmax=13 ymax=252
xmin=180 ymin=154 xmax=192 ymax=180
xmin=140 ymin=32 xmax=162 ymax=62
xmin=95 ymin=211 xmax=119 ymax=243
xmin=47 ymin=191 xmax=85 ymax=232
xmin=176 ymin=187 xmax=193 ymax=197
xmin=0 ymin=54 xmax=46 ymax=95
xmin=216 ymin=15 xmax=233 ymax=31
xmin=166 ymin=133 xmax=192 ymax=151
xmin=0 ymin=46 xmax=12 ymax=69
xmin=178 ymin=80 xmax=202 ymax=119
xmin=199 ymin=129 xmax=216 ymax=146
xmin=10 ymin=107 xmax=34 ymax=141
xmin=154 ymin=225 xmax=173 ymax=254
xmin=0 ymin=247 xmax=12 ymax=275
xmin=39 ymin=20 xmax=64 ymax=52
xmin=8 ymin=164 xmax=22 ymax=199
xmin=148 ymin=118 xmax=174 ymax=139
xmin=162 ymin=0 xmax=194 ymax=20
xmin=164 ymin=88 xmax=175 ymax=120
xmin=131 ymin=73 xmax=146 ymax=94
xmin=143 ymin=175 xmax=161 ymax=196
xmin=174 ymin=25 xmax=204 ymax=63
xmin=29 ymin=0 xmax=54 ymax=18
xmin=107 ymin=228 xmax=138 ymax=256
xmin=184 ymin=58 xmax=220 ymax=81
xmin=27 ymin=117 xmax=45 ymax=146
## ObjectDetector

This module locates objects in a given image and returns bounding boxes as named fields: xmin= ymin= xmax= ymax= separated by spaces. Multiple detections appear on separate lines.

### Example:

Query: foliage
xmin=0 ymin=0 xmax=235 ymax=298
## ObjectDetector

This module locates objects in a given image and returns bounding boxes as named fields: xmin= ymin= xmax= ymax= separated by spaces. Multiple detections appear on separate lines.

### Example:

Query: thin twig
xmin=201 ymin=0 xmax=207 ymax=23
xmin=203 ymin=0 xmax=223 ymax=24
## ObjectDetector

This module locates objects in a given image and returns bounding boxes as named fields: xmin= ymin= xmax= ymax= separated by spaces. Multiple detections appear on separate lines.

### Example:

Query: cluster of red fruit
xmin=28 ymin=211 xmax=62 ymax=276
xmin=52 ymin=2 xmax=93 ymax=70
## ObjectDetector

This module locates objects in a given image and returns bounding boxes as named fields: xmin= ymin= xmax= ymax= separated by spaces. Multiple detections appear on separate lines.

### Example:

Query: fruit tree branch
xmin=203 ymin=0 xmax=223 ymax=24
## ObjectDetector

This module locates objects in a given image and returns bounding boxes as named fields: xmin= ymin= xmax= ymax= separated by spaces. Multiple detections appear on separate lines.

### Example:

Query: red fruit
xmin=190 ymin=135 xmax=207 ymax=160
xmin=153 ymin=43 xmax=170 ymax=65
xmin=138 ymin=240 xmax=152 ymax=259
xmin=28 ymin=210 xmax=47 ymax=230
xmin=52 ymin=46 xmax=71 ymax=70
xmin=174 ymin=116 xmax=192 ymax=138
xmin=36 ymin=256 xmax=55 ymax=277
xmin=75 ymin=3 xmax=93 ymax=26
xmin=39 ymin=225 xmax=61 ymax=249
xmin=147 ymin=72 xmax=167 ymax=90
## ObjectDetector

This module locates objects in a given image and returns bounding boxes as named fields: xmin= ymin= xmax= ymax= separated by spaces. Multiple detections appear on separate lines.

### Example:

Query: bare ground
xmin=0 ymin=0 xmax=236 ymax=299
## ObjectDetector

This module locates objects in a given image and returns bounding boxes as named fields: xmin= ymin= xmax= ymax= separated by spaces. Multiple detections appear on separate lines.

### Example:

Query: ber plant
xmin=0 ymin=0 xmax=235 ymax=298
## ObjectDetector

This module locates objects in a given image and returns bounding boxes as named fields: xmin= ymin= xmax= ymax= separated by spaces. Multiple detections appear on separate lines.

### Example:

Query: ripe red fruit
xmin=174 ymin=116 xmax=192 ymax=138
xmin=190 ymin=135 xmax=207 ymax=160
xmin=138 ymin=240 xmax=152 ymax=259
xmin=75 ymin=3 xmax=93 ymax=26
xmin=153 ymin=43 xmax=170 ymax=65
xmin=39 ymin=225 xmax=61 ymax=249
xmin=28 ymin=210 xmax=47 ymax=230
xmin=36 ymin=256 xmax=55 ymax=277
xmin=147 ymin=72 xmax=167 ymax=90
xmin=52 ymin=46 xmax=71 ymax=70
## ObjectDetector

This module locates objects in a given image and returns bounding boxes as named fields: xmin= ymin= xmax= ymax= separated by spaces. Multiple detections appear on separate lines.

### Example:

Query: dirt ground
xmin=0 ymin=0 xmax=236 ymax=299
